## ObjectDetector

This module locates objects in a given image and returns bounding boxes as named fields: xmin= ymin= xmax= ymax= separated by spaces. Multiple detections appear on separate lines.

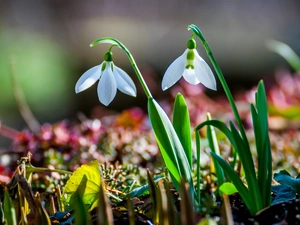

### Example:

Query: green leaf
xmin=266 ymin=39 xmax=300 ymax=73
xmin=173 ymin=93 xmax=192 ymax=168
xmin=252 ymin=81 xmax=272 ymax=208
xmin=206 ymin=113 xmax=225 ymax=191
xmin=219 ymin=182 xmax=238 ymax=195
xmin=97 ymin=182 xmax=114 ymax=225
xmin=147 ymin=170 xmax=161 ymax=224
xmin=74 ymin=192 xmax=91 ymax=225
xmin=35 ymin=197 xmax=52 ymax=225
xmin=129 ymin=174 xmax=164 ymax=198
xmin=274 ymin=170 xmax=300 ymax=194
xmin=3 ymin=189 xmax=17 ymax=225
xmin=148 ymin=98 xmax=194 ymax=198
xmin=210 ymin=152 xmax=255 ymax=215
xmin=63 ymin=160 xmax=101 ymax=211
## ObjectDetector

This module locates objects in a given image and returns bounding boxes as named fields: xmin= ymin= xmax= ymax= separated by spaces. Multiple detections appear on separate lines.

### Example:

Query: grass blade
xmin=97 ymin=182 xmax=113 ymax=225
xmin=180 ymin=178 xmax=195 ymax=225
xmin=147 ymin=169 xmax=161 ymax=224
xmin=252 ymin=81 xmax=272 ymax=207
xmin=148 ymin=98 xmax=194 ymax=201
xmin=210 ymin=153 xmax=254 ymax=214
xmin=173 ymin=93 xmax=192 ymax=168
xmin=3 ymin=189 xmax=17 ymax=225
xmin=206 ymin=113 xmax=225 ymax=193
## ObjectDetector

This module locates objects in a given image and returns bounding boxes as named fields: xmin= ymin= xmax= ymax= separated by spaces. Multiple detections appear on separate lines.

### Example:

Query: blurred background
xmin=0 ymin=0 xmax=300 ymax=148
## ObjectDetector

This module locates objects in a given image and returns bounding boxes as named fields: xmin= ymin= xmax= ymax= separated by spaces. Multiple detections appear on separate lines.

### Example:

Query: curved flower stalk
xmin=88 ymin=37 xmax=196 ymax=206
xmin=75 ymin=51 xmax=136 ymax=106
xmin=190 ymin=24 xmax=272 ymax=215
xmin=162 ymin=38 xmax=216 ymax=91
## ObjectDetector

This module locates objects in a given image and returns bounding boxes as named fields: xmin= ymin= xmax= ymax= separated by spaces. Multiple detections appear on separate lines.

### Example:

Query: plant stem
xmin=195 ymin=130 xmax=201 ymax=203
xmin=188 ymin=24 xmax=247 ymax=142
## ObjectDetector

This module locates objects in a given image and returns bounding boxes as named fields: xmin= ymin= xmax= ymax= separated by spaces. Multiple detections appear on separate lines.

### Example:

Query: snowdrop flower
xmin=75 ymin=51 xmax=136 ymax=106
xmin=162 ymin=38 xmax=216 ymax=91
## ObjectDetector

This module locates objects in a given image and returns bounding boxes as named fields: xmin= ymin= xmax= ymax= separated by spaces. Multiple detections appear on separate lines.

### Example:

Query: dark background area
xmin=1 ymin=0 xmax=300 ymax=148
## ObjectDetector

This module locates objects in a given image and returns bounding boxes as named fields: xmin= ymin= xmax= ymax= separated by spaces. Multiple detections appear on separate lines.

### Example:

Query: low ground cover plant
xmin=1 ymin=24 xmax=300 ymax=225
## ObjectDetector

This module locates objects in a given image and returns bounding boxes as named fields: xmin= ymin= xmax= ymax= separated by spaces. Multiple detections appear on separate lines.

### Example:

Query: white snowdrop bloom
xmin=75 ymin=51 xmax=136 ymax=106
xmin=162 ymin=38 xmax=216 ymax=91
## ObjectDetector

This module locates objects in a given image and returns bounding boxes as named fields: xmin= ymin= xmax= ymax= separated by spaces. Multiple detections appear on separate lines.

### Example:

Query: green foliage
xmin=206 ymin=113 xmax=225 ymax=193
xmin=251 ymin=81 xmax=272 ymax=207
xmin=148 ymin=97 xmax=195 ymax=204
xmin=173 ymin=93 xmax=192 ymax=168
xmin=219 ymin=182 xmax=238 ymax=195
xmin=73 ymin=192 xmax=91 ymax=225
xmin=196 ymin=82 xmax=272 ymax=215
xmin=63 ymin=160 xmax=101 ymax=211
xmin=3 ymin=189 xmax=17 ymax=225
xmin=266 ymin=39 xmax=300 ymax=73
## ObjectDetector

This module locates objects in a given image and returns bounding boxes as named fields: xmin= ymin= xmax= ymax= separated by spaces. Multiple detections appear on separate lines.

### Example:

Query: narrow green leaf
xmin=180 ymin=178 xmax=195 ymax=225
xmin=129 ymin=174 xmax=164 ymax=198
xmin=195 ymin=130 xmax=201 ymax=203
xmin=210 ymin=153 xmax=255 ymax=214
xmin=163 ymin=179 xmax=178 ymax=225
xmin=219 ymin=182 xmax=238 ymax=195
xmin=63 ymin=160 xmax=101 ymax=211
xmin=35 ymin=196 xmax=52 ymax=225
xmin=196 ymin=120 xmax=236 ymax=146
xmin=74 ymin=192 xmax=91 ymax=225
xmin=127 ymin=195 xmax=135 ymax=225
xmin=252 ymin=81 xmax=272 ymax=207
xmin=173 ymin=93 xmax=192 ymax=168
xmin=229 ymin=122 xmax=262 ymax=212
xmin=147 ymin=170 xmax=160 ymax=224
xmin=3 ymin=189 xmax=17 ymax=225
xmin=266 ymin=39 xmax=300 ymax=73
xmin=97 ymin=183 xmax=114 ymax=225
xmin=206 ymin=113 xmax=225 ymax=191
xmin=148 ymin=98 xmax=194 ymax=198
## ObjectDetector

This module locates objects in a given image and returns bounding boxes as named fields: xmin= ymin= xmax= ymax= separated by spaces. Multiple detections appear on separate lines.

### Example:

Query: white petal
xmin=193 ymin=50 xmax=217 ymax=90
xmin=161 ymin=51 xmax=186 ymax=91
xmin=183 ymin=68 xmax=201 ymax=85
xmin=97 ymin=62 xmax=117 ymax=106
xmin=113 ymin=65 xmax=137 ymax=97
xmin=75 ymin=65 xmax=101 ymax=93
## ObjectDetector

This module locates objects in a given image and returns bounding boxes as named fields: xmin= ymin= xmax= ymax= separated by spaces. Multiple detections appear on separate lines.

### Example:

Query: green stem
xmin=26 ymin=166 xmax=73 ymax=175
xmin=91 ymin=38 xmax=152 ymax=99
xmin=195 ymin=130 xmax=201 ymax=203
xmin=188 ymin=24 xmax=247 ymax=142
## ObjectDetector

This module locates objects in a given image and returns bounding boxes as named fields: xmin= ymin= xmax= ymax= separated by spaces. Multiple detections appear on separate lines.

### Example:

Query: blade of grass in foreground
xmin=206 ymin=113 xmax=225 ymax=192
xmin=251 ymin=81 xmax=272 ymax=208
xmin=173 ymin=93 xmax=192 ymax=169
xmin=148 ymin=98 xmax=195 ymax=202
xmin=4 ymin=189 xmax=17 ymax=225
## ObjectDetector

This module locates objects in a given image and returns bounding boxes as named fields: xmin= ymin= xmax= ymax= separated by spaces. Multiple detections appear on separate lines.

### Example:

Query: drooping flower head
xmin=162 ymin=38 xmax=216 ymax=91
xmin=75 ymin=51 xmax=136 ymax=106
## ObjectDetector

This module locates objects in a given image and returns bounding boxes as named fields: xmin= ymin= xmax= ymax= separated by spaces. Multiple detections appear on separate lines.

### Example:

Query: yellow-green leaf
xmin=63 ymin=160 xmax=101 ymax=211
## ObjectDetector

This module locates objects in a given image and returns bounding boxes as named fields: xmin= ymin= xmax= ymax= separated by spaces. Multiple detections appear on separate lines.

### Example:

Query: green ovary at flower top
xmin=75 ymin=51 xmax=137 ymax=106
xmin=162 ymin=37 xmax=217 ymax=91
